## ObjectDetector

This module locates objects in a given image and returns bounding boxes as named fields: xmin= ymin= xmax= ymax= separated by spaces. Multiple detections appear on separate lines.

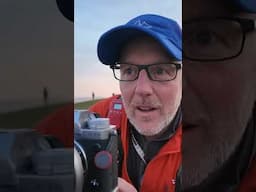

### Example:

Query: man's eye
xmin=192 ymin=28 xmax=228 ymax=47
xmin=151 ymin=66 xmax=169 ymax=76
xmin=194 ymin=30 xmax=213 ymax=45
xmin=155 ymin=67 xmax=165 ymax=75
xmin=121 ymin=67 xmax=136 ymax=75
xmin=188 ymin=28 xmax=220 ymax=47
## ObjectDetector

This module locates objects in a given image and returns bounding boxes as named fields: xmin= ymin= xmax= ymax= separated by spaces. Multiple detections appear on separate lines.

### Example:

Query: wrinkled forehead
xmin=183 ymin=0 xmax=237 ymax=21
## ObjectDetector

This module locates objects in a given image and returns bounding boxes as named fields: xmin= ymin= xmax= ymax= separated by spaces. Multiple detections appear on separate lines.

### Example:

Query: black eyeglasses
xmin=183 ymin=17 xmax=255 ymax=61
xmin=110 ymin=62 xmax=182 ymax=82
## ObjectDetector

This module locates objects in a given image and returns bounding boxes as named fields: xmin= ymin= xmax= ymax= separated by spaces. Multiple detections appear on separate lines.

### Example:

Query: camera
xmin=0 ymin=110 xmax=118 ymax=192
xmin=0 ymin=129 xmax=74 ymax=192
xmin=74 ymin=110 xmax=118 ymax=192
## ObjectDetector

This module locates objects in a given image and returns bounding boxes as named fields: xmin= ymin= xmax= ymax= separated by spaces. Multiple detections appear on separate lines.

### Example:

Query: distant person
xmin=43 ymin=87 xmax=48 ymax=105
xmin=92 ymin=92 xmax=95 ymax=100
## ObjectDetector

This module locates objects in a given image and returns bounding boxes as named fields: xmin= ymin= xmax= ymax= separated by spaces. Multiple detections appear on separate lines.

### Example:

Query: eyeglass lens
xmin=183 ymin=19 xmax=243 ymax=60
xmin=113 ymin=63 xmax=178 ymax=81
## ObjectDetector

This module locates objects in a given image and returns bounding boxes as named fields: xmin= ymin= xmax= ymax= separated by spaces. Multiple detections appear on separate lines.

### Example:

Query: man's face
xmin=119 ymin=36 xmax=182 ymax=137
xmin=182 ymin=0 xmax=256 ymax=189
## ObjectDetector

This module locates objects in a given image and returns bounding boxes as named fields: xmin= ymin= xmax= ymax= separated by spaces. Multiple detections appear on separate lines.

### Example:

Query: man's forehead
xmin=183 ymin=0 xmax=236 ymax=21
xmin=119 ymin=36 xmax=176 ymax=63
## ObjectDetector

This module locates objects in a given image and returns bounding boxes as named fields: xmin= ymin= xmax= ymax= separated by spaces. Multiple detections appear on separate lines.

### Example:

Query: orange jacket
xmin=35 ymin=104 xmax=74 ymax=147
xmin=34 ymin=96 xmax=255 ymax=191
xmin=237 ymin=157 xmax=256 ymax=192
xmin=89 ymin=95 xmax=182 ymax=192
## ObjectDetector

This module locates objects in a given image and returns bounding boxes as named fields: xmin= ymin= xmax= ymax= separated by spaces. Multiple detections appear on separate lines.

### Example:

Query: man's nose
xmin=134 ymin=70 xmax=153 ymax=96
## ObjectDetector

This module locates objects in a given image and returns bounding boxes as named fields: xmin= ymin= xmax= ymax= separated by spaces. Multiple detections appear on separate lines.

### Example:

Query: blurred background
xmin=0 ymin=0 xmax=73 ymax=127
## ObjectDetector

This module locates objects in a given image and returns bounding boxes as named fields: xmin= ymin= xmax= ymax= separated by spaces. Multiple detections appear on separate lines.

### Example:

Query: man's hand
xmin=118 ymin=177 xmax=137 ymax=192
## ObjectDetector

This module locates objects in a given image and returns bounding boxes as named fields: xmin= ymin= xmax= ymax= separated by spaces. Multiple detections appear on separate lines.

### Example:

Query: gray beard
xmin=128 ymin=112 xmax=174 ymax=137
xmin=181 ymin=132 xmax=241 ymax=190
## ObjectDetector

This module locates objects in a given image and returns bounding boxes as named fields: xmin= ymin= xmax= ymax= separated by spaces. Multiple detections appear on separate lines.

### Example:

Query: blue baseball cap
xmin=234 ymin=0 xmax=256 ymax=12
xmin=97 ymin=14 xmax=182 ymax=65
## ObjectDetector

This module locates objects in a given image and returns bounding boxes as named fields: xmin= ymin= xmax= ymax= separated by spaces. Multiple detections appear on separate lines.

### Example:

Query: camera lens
xmin=74 ymin=141 xmax=88 ymax=192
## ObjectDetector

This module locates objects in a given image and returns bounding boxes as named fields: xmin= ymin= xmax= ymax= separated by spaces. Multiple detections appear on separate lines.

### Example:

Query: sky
xmin=75 ymin=0 xmax=181 ymax=100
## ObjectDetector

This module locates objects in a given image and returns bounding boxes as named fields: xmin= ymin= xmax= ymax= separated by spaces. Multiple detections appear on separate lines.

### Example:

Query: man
xmin=89 ymin=14 xmax=182 ymax=192
xmin=182 ymin=0 xmax=256 ymax=191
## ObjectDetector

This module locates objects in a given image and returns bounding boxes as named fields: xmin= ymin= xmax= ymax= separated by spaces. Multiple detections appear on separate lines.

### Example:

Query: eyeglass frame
xmin=110 ymin=61 xmax=182 ymax=82
xmin=183 ymin=17 xmax=255 ymax=62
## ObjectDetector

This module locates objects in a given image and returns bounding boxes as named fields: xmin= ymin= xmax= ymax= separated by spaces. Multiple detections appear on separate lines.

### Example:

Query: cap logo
xmin=134 ymin=19 xmax=152 ymax=29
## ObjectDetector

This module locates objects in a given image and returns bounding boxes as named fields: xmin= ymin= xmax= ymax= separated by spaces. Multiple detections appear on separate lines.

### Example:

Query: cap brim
xmin=97 ymin=25 xmax=181 ymax=65
xmin=234 ymin=0 xmax=256 ymax=12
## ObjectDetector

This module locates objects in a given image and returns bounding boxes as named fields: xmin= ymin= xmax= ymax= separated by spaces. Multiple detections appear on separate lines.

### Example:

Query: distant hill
xmin=74 ymin=99 xmax=102 ymax=109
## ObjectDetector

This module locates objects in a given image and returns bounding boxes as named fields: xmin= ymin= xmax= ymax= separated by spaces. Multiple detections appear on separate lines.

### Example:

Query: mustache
xmin=130 ymin=99 xmax=162 ymax=108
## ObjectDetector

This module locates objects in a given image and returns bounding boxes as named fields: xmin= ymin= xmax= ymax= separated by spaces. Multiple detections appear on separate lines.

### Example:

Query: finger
xmin=118 ymin=177 xmax=137 ymax=192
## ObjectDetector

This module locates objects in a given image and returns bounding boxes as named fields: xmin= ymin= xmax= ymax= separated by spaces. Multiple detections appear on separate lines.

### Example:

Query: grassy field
xmin=0 ymin=99 xmax=102 ymax=129
xmin=75 ymin=99 xmax=102 ymax=109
